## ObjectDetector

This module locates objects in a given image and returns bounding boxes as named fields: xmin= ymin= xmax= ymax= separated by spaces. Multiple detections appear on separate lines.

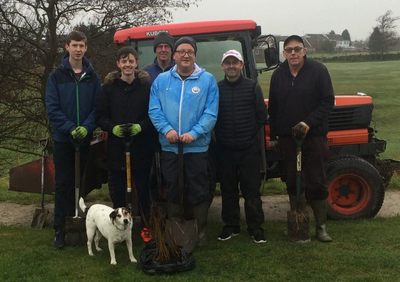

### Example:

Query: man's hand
xmin=130 ymin=124 xmax=142 ymax=136
xmin=71 ymin=126 xmax=88 ymax=140
xmin=293 ymin=121 xmax=310 ymax=139
xmin=269 ymin=140 xmax=279 ymax=153
xmin=180 ymin=133 xmax=195 ymax=144
xmin=112 ymin=125 xmax=125 ymax=138
xmin=166 ymin=129 xmax=179 ymax=144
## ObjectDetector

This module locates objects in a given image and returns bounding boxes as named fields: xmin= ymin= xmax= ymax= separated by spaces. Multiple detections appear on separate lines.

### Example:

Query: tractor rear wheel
xmin=326 ymin=157 xmax=384 ymax=220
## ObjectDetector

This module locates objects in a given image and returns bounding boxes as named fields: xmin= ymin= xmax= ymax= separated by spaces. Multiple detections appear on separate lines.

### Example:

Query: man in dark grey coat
xmin=268 ymin=35 xmax=335 ymax=242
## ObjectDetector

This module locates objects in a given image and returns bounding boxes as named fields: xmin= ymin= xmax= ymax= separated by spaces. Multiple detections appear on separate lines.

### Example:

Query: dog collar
xmin=112 ymin=219 xmax=127 ymax=231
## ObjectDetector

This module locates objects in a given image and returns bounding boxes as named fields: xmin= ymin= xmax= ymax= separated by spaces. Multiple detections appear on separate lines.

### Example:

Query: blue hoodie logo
xmin=192 ymin=86 xmax=200 ymax=94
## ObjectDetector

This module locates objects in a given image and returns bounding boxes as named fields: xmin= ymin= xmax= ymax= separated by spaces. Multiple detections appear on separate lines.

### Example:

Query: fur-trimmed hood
xmin=104 ymin=70 xmax=150 ymax=85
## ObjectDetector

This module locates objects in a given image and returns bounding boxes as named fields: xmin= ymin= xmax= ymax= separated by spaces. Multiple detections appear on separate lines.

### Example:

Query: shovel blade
xmin=65 ymin=216 xmax=87 ymax=247
xmin=287 ymin=210 xmax=311 ymax=243
xmin=30 ymin=208 xmax=49 ymax=229
xmin=165 ymin=218 xmax=198 ymax=253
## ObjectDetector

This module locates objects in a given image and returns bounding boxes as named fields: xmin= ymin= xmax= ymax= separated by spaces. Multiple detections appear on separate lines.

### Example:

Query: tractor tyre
xmin=326 ymin=157 xmax=385 ymax=220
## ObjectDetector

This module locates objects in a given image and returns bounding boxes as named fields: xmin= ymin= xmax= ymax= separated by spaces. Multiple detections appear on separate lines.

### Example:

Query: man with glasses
xmin=268 ymin=35 xmax=334 ymax=242
xmin=149 ymin=36 xmax=219 ymax=247
xmin=143 ymin=32 xmax=175 ymax=83
xmin=215 ymin=50 xmax=267 ymax=244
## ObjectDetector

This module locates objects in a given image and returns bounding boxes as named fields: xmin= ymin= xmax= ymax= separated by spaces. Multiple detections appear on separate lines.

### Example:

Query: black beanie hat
xmin=153 ymin=32 xmax=174 ymax=52
xmin=173 ymin=36 xmax=197 ymax=54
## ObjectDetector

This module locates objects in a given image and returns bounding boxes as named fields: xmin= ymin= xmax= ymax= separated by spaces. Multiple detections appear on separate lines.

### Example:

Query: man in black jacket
xmin=215 ymin=50 xmax=267 ymax=243
xmin=268 ymin=35 xmax=335 ymax=242
xmin=95 ymin=46 xmax=157 ymax=243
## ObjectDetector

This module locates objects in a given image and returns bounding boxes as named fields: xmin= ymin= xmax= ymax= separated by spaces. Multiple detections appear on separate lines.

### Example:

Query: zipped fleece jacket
xmin=149 ymin=64 xmax=219 ymax=154
xmin=268 ymin=56 xmax=335 ymax=139
xmin=215 ymin=75 xmax=267 ymax=149
xmin=46 ymin=53 xmax=101 ymax=145
xmin=95 ymin=70 xmax=158 ymax=171
xmin=142 ymin=58 xmax=175 ymax=84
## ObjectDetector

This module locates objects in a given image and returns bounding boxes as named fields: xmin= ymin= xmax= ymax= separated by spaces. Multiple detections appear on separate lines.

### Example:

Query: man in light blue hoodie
xmin=149 ymin=36 xmax=219 ymax=247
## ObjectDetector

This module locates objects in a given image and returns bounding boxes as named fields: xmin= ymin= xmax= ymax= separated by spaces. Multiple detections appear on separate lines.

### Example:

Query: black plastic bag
xmin=137 ymin=239 xmax=196 ymax=275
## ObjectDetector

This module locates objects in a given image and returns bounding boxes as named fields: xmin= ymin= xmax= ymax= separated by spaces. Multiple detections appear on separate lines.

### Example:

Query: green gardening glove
xmin=112 ymin=125 xmax=125 ymax=138
xmin=71 ymin=126 xmax=88 ymax=140
xmin=130 ymin=124 xmax=142 ymax=136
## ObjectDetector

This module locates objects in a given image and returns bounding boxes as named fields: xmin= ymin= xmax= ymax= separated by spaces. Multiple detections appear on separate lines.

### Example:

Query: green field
xmin=2 ymin=218 xmax=400 ymax=281
xmin=258 ymin=60 xmax=400 ymax=160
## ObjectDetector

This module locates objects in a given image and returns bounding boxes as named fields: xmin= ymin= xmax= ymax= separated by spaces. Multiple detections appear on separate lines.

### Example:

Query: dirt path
xmin=1 ymin=191 xmax=400 ymax=227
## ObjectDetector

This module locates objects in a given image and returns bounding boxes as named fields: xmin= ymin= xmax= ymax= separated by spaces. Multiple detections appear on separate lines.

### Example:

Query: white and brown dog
xmin=79 ymin=197 xmax=137 ymax=265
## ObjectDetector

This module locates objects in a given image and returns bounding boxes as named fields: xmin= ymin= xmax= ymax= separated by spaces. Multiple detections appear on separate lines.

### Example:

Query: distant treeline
xmin=312 ymin=52 xmax=400 ymax=63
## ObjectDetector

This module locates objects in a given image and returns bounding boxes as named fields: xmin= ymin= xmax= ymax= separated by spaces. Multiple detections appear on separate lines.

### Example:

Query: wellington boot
xmin=193 ymin=201 xmax=209 ymax=247
xmin=167 ymin=202 xmax=182 ymax=219
xmin=310 ymin=200 xmax=332 ymax=242
xmin=284 ymin=194 xmax=307 ymax=236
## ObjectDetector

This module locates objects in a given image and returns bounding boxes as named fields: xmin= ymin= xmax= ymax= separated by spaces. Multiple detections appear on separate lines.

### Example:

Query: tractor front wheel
xmin=326 ymin=157 xmax=385 ymax=220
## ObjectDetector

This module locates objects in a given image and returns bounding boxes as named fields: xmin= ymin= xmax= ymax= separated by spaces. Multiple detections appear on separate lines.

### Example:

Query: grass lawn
xmin=2 ymin=217 xmax=400 ymax=282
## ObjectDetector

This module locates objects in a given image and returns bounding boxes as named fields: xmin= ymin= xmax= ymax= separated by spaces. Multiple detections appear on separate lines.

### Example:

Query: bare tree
xmin=369 ymin=10 xmax=400 ymax=57
xmin=0 ymin=0 xmax=198 ymax=170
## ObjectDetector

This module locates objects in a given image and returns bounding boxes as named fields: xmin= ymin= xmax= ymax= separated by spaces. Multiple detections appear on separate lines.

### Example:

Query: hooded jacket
xmin=268 ymin=57 xmax=334 ymax=139
xmin=95 ymin=70 xmax=157 ymax=170
xmin=149 ymin=64 xmax=219 ymax=154
xmin=46 ymin=53 xmax=101 ymax=144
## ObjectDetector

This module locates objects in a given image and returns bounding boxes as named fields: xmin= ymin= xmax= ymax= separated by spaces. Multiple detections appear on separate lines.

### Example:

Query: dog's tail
xmin=79 ymin=197 xmax=88 ymax=214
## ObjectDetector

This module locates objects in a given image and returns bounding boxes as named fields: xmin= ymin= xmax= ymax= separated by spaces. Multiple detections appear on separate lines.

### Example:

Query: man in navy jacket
xmin=142 ymin=32 xmax=175 ymax=84
xmin=46 ymin=31 xmax=101 ymax=249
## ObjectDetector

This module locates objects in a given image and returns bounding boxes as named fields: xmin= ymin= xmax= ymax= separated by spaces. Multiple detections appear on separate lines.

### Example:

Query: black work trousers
xmin=109 ymin=168 xmax=151 ymax=227
xmin=279 ymin=135 xmax=329 ymax=201
xmin=53 ymin=141 xmax=90 ymax=231
xmin=217 ymin=142 xmax=265 ymax=236
xmin=161 ymin=151 xmax=209 ymax=205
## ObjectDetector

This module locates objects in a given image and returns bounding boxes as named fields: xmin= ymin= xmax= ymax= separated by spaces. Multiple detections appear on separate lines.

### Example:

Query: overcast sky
xmin=171 ymin=0 xmax=400 ymax=41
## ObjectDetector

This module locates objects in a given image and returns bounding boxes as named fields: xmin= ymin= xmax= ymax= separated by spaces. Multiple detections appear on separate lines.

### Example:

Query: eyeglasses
xmin=284 ymin=46 xmax=304 ymax=53
xmin=175 ymin=50 xmax=196 ymax=57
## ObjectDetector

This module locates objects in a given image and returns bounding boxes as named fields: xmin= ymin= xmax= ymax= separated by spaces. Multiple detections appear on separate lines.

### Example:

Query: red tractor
xmin=10 ymin=20 xmax=400 ymax=220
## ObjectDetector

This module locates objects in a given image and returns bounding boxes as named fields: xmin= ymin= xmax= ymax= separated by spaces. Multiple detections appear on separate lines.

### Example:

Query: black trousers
xmin=109 ymin=168 xmax=151 ymax=227
xmin=217 ymin=142 xmax=265 ymax=235
xmin=279 ymin=135 xmax=329 ymax=201
xmin=161 ymin=151 xmax=209 ymax=205
xmin=53 ymin=141 xmax=90 ymax=231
